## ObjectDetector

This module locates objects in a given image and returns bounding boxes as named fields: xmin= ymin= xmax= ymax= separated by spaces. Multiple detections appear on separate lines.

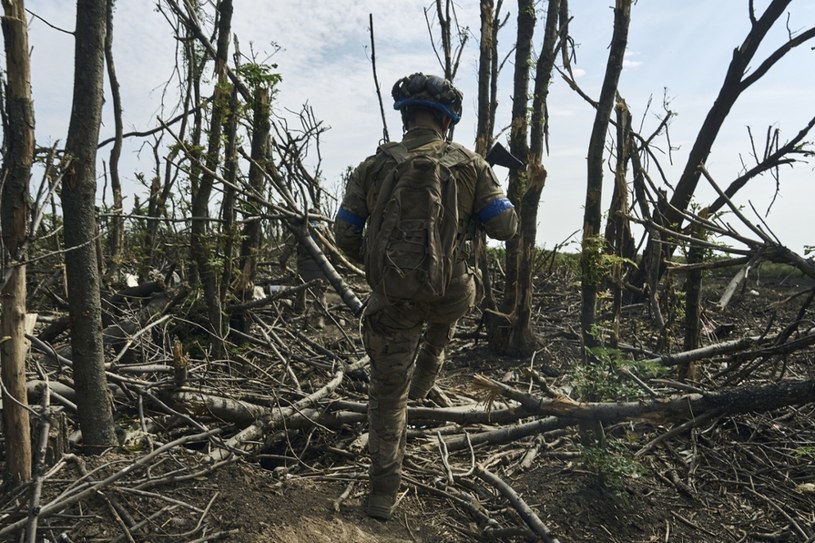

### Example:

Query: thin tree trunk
xmin=499 ymin=0 xmax=534 ymax=316
xmin=235 ymin=85 xmax=271 ymax=309
xmin=1 ymin=0 xmax=33 ymax=482
xmin=103 ymin=0 xmax=124 ymax=275
xmin=475 ymin=0 xmax=497 ymax=315
xmin=508 ymin=0 xmax=560 ymax=356
xmin=682 ymin=219 xmax=707 ymax=379
xmin=604 ymin=98 xmax=634 ymax=346
xmin=475 ymin=0 xmax=494 ymax=157
xmin=579 ymin=0 xmax=631 ymax=354
xmin=189 ymin=0 xmax=232 ymax=355
xmin=61 ymin=0 xmax=117 ymax=449
xmin=219 ymin=86 xmax=240 ymax=301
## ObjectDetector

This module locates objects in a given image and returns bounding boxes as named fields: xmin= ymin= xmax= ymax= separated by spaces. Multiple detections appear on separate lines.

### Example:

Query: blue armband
xmin=337 ymin=207 xmax=366 ymax=229
xmin=478 ymin=198 xmax=514 ymax=224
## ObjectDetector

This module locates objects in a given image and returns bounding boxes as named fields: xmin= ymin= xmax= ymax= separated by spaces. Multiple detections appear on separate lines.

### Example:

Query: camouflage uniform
xmin=334 ymin=127 xmax=518 ymax=512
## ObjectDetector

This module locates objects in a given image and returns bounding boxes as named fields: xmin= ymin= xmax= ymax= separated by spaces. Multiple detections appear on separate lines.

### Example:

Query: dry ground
xmin=2 ymin=263 xmax=814 ymax=542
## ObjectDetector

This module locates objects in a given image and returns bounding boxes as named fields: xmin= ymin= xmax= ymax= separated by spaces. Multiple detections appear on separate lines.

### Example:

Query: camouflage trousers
xmin=362 ymin=273 xmax=476 ymax=498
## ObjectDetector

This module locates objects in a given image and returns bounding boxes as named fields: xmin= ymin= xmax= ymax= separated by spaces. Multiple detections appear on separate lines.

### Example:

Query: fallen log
xmin=474 ymin=374 xmax=815 ymax=423
xmin=639 ymin=327 xmax=815 ymax=368
xmin=441 ymin=416 xmax=575 ymax=452
xmin=170 ymin=390 xmax=267 ymax=426
xmin=330 ymin=399 xmax=531 ymax=426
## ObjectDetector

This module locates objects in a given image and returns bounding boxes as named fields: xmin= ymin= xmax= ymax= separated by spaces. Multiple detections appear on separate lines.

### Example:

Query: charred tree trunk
xmin=1 ymin=0 xmax=33 ymax=483
xmin=579 ymin=0 xmax=631 ymax=354
xmin=61 ymin=0 xmax=117 ymax=450
xmin=498 ymin=0 xmax=534 ymax=318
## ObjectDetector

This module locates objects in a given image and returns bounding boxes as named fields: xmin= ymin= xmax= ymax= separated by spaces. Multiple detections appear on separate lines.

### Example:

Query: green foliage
xmin=805 ymin=245 xmax=814 ymax=257
xmin=237 ymin=62 xmax=282 ymax=88
xmin=580 ymin=439 xmax=644 ymax=492
xmin=569 ymin=339 xmax=666 ymax=402
xmin=791 ymin=446 xmax=815 ymax=460
xmin=580 ymin=235 xmax=637 ymax=288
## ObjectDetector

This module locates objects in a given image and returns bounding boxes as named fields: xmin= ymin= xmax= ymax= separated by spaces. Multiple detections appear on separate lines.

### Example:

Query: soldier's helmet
xmin=391 ymin=73 xmax=463 ymax=125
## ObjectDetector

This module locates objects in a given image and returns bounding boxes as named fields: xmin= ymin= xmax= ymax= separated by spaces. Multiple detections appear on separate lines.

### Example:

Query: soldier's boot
xmin=408 ymin=346 xmax=444 ymax=400
xmin=367 ymin=437 xmax=401 ymax=521
xmin=365 ymin=492 xmax=395 ymax=521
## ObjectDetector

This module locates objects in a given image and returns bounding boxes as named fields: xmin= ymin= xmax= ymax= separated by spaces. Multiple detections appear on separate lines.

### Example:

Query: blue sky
xmin=20 ymin=1 xmax=815 ymax=255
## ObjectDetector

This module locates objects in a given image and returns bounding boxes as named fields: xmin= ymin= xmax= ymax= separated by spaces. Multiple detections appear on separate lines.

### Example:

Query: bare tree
xmin=579 ymin=0 xmax=631 ymax=354
xmin=496 ymin=0 xmax=535 ymax=325
xmin=103 ymin=0 xmax=124 ymax=277
xmin=61 ymin=0 xmax=117 ymax=449
xmin=484 ymin=0 xmax=564 ymax=356
xmin=232 ymin=83 xmax=272 ymax=333
xmin=633 ymin=0 xmax=815 ymax=293
xmin=509 ymin=0 xmax=562 ymax=356
xmin=473 ymin=0 xmax=504 ymax=315
xmin=1 ymin=0 xmax=34 ymax=483
xmin=425 ymin=0 xmax=469 ymax=81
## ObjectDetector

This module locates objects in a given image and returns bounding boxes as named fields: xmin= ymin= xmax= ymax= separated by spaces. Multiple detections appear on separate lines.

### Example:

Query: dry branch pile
xmin=2 ymin=267 xmax=815 ymax=542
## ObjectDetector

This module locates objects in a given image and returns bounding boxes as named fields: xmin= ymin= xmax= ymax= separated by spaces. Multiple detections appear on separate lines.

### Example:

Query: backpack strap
xmin=438 ymin=144 xmax=469 ymax=169
xmin=378 ymin=141 xmax=411 ymax=164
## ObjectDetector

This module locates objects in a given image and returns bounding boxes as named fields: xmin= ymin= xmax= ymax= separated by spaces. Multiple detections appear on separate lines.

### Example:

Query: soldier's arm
xmin=473 ymin=162 xmax=519 ymax=241
xmin=334 ymin=163 xmax=369 ymax=264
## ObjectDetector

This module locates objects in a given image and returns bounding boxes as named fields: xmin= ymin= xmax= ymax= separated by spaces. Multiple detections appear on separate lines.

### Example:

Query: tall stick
xmin=369 ymin=13 xmax=389 ymax=143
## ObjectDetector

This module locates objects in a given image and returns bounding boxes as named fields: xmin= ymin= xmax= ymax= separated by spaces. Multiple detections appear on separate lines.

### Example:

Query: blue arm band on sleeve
xmin=478 ymin=198 xmax=514 ymax=224
xmin=337 ymin=207 xmax=366 ymax=229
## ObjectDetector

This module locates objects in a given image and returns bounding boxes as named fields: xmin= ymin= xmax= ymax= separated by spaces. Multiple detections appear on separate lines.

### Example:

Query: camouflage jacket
xmin=334 ymin=127 xmax=518 ymax=266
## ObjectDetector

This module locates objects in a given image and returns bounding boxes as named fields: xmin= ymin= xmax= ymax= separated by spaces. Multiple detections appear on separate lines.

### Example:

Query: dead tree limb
xmin=474 ymin=374 xmax=815 ymax=422
xmin=367 ymin=13 xmax=389 ymax=143
xmin=207 ymin=356 xmax=369 ymax=461
xmin=474 ymin=465 xmax=561 ymax=543
xmin=0 ymin=429 xmax=222 ymax=538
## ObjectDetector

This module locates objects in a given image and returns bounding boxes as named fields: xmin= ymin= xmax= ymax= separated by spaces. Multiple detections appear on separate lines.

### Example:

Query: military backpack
xmin=365 ymin=142 xmax=466 ymax=302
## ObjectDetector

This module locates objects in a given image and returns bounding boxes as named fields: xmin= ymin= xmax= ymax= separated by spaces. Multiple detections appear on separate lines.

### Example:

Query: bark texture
xmin=1 ymin=0 xmax=34 ymax=482
xmin=61 ymin=0 xmax=117 ymax=449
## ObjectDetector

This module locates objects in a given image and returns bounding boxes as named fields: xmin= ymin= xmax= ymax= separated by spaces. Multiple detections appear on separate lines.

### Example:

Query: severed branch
xmin=207 ymin=356 xmax=369 ymax=461
xmin=473 ymin=373 xmax=815 ymax=423
xmin=474 ymin=465 xmax=561 ymax=543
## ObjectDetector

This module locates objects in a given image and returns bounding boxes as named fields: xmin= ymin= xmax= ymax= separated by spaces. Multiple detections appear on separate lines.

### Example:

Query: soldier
xmin=334 ymin=73 xmax=518 ymax=520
